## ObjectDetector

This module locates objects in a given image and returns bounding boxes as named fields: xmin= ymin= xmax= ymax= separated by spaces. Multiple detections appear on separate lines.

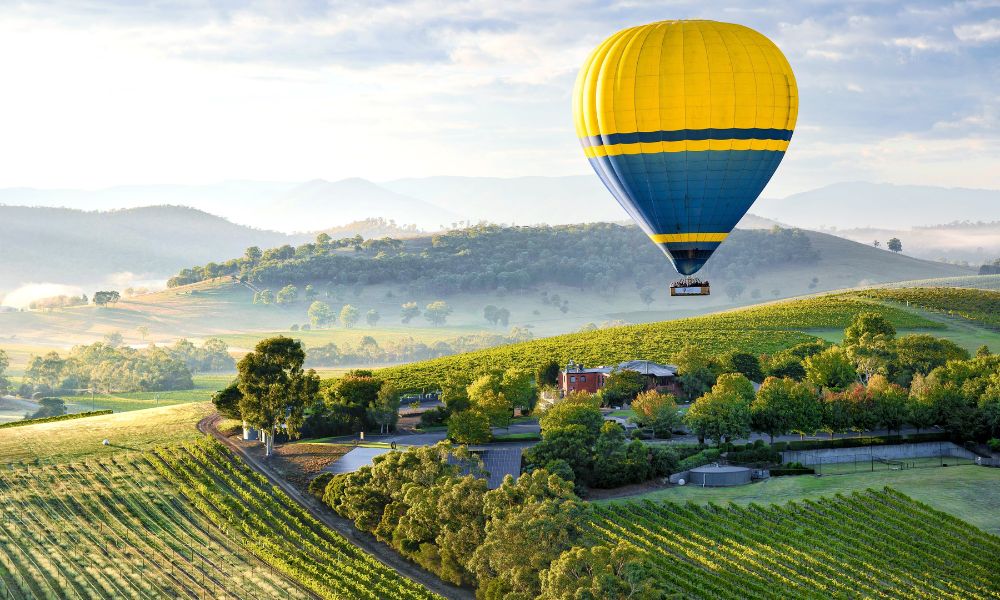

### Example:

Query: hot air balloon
xmin=573 ymin=20 xmax=797 ymax=296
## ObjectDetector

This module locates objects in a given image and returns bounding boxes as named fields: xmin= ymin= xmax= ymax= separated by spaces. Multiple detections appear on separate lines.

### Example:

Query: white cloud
xmin=954 ymin=19 xmax=1000 ymax=42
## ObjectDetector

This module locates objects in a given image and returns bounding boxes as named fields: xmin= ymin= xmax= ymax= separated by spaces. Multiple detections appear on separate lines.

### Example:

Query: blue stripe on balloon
xmin=586 ymin=149 xmax=785 ymax=276
xmin=582 ymin=128 xmax=793 ymax=147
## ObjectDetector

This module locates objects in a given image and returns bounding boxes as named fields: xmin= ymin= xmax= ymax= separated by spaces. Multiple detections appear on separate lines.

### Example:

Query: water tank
xmin=688 ymin=464 xmax=752 ymax=487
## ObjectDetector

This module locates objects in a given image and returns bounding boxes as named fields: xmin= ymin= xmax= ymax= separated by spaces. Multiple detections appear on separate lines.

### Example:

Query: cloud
xmin=0 ymin=0 xmax=996 ymax=195
xmin=954 ymin=18 xmax=1000 ymax=42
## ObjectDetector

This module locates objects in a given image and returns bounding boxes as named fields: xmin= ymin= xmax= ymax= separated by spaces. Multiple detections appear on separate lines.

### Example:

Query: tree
xmin=722 ymin=351 xmax=764 ymax=382
xmin=821 ymin=390 xmax=853 ymax=438
xmin=136 ymin=326 xmax=149 ymax=341
xmin=326 ymin=369 xmax=383 ymax=432
xmin=535 ymin=359 xmax=561 ymax=387
xmin=673 ymin=344 xmax=717 ymax=400
xmin=873 ymin=240 xmax=880 ymax=248
xmin=500 ymin=367 xmax=537 ymax=414
xmin=303 ymin=284 xmax=317 ymax=301
xmin=470 ymin=470 xmax=587 ymax=599
xmin=483 ymin=305 xmax=499 ymax=326
xmin=495 ymin=308 xmax=510 ymax=327
xmin=275 ymin=284 xmax=298 ymax=304
xmin=539 ymin=542 xmax=661 ymax=600
xmin=400 ymin=302 xmax=420 ymax=323
xmin=539 ymin=402 xmax=604 ymax=445
xmin=236 ymin=337 xmax=319 ymax=456
xmin=308 ymin=301 xmax=335 ymax=329
xmin=92 ymin=290 xmax=120 ymax=307
xmin=339 ymin=304 xmax=360 ymax=328
xmin=976 ymin=345 xmax=991 ymax=357
xmin=368 ymin=383 xmax=400 ymax=434
xmin=424 ymin=300 xmax=453 ymax=326
xmin=684 ymin=374 xmax=753 ymax=445
xmin=365 ymin=309 xmax=381 ymax=328
xmin=29 ymin=397 xmax=66 ymax=419
xmin=440 ymin=372 xmax=472 ymax=412
xmin=599 ymin=368 xmax=646 ymax=407
xmin=867 ymin=375 xmax=909 ymax=435
xmin=887 ymin=237 xmax=902 ymax=253
xmin=804 ymin=346 xmax=856 ymax=390
xmin=844 ymin=312 xmax=896 ymax=347
xmin=255 ymin=289 xmax=275 ymax=305
xmin=593 ymin=422 xmax=631 ymax=488
xmin=631 ymin=390 xmax=680 ymax=437
xmin=475 ymin=389 xmax=512 ymax=429
xmin=638 ymin=286 xmax=654 ymax=307
xmin=751 ymin=377 xmax=797 ymax=443
xmin=0 ymin=349 xmax=9 ymax=394
xmin=448 ymin=410 xmax=491 ymax=444
xmin=524 ymin=425 xmax=595 ymax=485
xmin=892 ymin=335 xmax=968 ymax=386
xmin=212 ymin=381 xmax=243 ymax=419
xmin=724 ymin=281 xmax=745 ymax=302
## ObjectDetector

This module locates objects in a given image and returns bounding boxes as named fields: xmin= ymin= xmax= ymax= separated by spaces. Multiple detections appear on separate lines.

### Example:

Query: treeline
xmin=168 ymin=223 xmax=820 ymax=294
xmin=678 ymin=313 xmax=1000 ymax=445
xmin=28 ymin=294 xmax=88 ymax=310
xmin=17 ymin=337 xmax=233 ymax=396
xmin=318 ymin=446 xmax=661 ymax=598
xmin=305 ymin=328 xmax=534 ymax=367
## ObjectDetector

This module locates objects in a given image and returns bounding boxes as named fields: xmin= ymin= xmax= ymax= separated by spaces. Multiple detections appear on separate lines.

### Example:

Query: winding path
xmin=197 ymin=413 xmax=473 ymax=600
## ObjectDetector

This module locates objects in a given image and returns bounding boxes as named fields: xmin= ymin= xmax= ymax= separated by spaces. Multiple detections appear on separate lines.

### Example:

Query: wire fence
xmin=806 ymin=453 xmax=977 ymax=476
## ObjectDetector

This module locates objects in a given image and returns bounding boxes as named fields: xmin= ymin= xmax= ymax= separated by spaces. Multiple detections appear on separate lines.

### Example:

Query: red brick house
xmin=559 ymin=360 xmax=681 ymax=396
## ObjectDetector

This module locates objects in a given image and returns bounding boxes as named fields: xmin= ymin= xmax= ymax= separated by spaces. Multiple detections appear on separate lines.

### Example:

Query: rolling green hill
xmin=0 ymin=222 xmax=971 ymax=372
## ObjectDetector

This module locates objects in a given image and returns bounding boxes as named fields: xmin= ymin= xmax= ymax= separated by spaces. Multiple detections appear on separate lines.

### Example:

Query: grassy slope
xmin=0 ymin=229 xmax=971 ymax=367
xmin=0 ymin=402 xmax=211 ymax=463
xmin=374 ymin=294 xmax=943 ymax=391
xmin=607 ymin=465 xmax=1000 ymax=535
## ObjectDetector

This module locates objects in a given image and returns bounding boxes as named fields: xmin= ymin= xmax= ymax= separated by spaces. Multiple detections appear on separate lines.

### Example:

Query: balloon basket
xmin=670 ymin=277 xmax=711 ymax=297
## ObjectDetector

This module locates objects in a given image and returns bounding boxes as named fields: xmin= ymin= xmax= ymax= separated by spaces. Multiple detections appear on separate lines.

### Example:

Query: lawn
xmin=0 ymin=402 xmax=212 ymax=464
xmin=58 ymin=373 xmax=233 ymax=413
xmin=608 ymin=464 xmax=1000 ymax=534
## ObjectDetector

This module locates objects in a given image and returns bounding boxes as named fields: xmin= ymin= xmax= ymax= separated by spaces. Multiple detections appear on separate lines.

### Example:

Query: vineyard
xmin=590 ymin=488 xmax=1000 ymax=599
xmin=857 ymin=287 xmax=1000 ymax=330
xmin=376 ymin=293 xmax=942 ymax=391
xmin=0 ymin=440 xmax=439 ymax=600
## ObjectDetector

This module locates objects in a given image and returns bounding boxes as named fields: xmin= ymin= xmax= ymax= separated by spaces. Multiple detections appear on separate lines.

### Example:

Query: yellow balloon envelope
xmin=573 ymin=20 xmax=798 ymax=275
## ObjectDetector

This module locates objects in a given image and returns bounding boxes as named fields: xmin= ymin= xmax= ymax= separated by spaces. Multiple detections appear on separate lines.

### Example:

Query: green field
xmin=591 ymin=489 xmax=1000 ymax=599
xmin=0 ymin=403 xmax=212 ymax=464
xmin=0 ymin=439 xmax=439 ymax=599
xmin=610 ymin=464 xmax=1000 ymax=535
xmin=57 ymin=374 xmax=234 ymax=413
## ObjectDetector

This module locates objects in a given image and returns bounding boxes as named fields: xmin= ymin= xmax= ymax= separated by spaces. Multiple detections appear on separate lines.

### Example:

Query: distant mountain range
xmin=0 ymin=205 xmax=295 ymax=294
xmin=4 ymin=178 xmax=997 ymax=234
xmin=1 ymin=178 xmax=996 ymax=299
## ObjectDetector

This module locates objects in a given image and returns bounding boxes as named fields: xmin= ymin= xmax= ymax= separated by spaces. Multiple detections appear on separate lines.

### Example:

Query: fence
xmin=805 ymin=453 xmax=977 ymax=476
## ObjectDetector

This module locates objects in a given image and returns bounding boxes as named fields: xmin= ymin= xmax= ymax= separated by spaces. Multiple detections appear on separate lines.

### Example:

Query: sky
xmin=0 ymin=0 xmax=997 ymax=197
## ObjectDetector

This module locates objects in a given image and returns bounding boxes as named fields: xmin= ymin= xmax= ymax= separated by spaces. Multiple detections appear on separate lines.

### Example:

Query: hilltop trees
xmin=424 ymin=300 xmax=453 ymax=326
xmin=400 ymin=302 xmax=420 ymax=323
xmin=804 ymin=347 xmax=857 ymax=390
xmin=308 ymin=301 xmax=335 ymax=328
xmin=887 ymin=238 xmax=903 ymax=253
xmin=236 ymin=336 xmax=319 ymax=456
xmin=339 ymin=304 xmax=360 ymax=328
xmin=0 ymin=349 xmax=9 ymax=394
xmin=92 ymin=290 xmax=120 ymax=307
xmin=366 ymin=309 xmax=381 ymax=327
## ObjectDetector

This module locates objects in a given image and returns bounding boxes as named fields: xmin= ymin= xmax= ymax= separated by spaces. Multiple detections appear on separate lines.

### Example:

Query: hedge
xmin=0 ymin=410 xmax=114 ymax=429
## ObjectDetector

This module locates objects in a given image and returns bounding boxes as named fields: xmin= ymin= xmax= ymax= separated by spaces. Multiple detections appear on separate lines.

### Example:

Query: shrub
xmin=308 ymin=472 xmax=334 ymax=499
xmin=988 ymin=438 xmax=1000 ymax=452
